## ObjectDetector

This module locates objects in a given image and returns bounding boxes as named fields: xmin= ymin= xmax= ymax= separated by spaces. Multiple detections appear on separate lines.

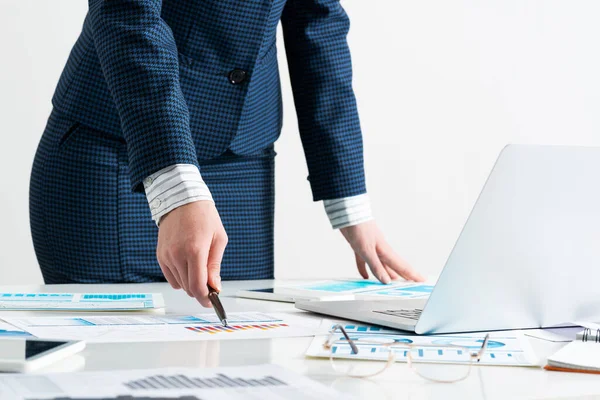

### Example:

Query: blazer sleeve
xmin=88 ymin=0 xmax=199 ymax=192
xmin=281 ymin=0 xmax=367 ymax=201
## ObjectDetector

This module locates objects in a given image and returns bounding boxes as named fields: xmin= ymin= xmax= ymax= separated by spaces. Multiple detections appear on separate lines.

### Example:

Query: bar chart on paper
xmin=186 ymin=323 xmax=289 ymax=335
xmin=0 ymin=293 xmax=164 ymax=310
xmin=0 ymin=320 xmax=31 ymax=337
xmin=182 ymin=313 xmax=295 ymax=337
xmin=124 ymin=372 xmax=287 ymax=390
xmin=2 ymin=312 xmax=319 ymax=343
xmin=0 ymin=365 xmax=342 ymax=400
xmin=306 ymin=321 xmax=539 ymax=366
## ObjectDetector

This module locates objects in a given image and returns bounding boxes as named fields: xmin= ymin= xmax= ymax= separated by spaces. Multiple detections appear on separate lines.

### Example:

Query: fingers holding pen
xmin=207 ymin=230 xmax=227 ymax=292
xmin=156 ymin=201 xmax=228 ymax=307
xmin=187 ymin=246 xmax=211 ymax=308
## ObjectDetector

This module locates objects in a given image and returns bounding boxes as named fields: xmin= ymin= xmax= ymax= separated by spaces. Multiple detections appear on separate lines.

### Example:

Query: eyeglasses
xmin=322 ymin=324 xmax=489 ymax=383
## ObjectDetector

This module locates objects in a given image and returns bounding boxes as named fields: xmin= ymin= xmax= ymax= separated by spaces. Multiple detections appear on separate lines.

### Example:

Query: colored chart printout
xmin=186 ymin=323 xmax=289 ymax=335
xmin=306 ymin=321 xmax=538 ymax=367
xmin=0 ymin=293 xmax=163 ymax=310
xmin=1 ymin=312 xmax=320 ymax=343
xmin=0 ymin=320 xmax=31 ymax=337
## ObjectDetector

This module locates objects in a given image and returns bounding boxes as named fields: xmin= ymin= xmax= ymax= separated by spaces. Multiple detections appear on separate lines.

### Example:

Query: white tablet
xmin=0 ymin=338 xmax=86 ymax=372
xmin=236 ymin=287 xmax=352 ymax=302
xmin=236 ymin=279 xmax=420 ymax=303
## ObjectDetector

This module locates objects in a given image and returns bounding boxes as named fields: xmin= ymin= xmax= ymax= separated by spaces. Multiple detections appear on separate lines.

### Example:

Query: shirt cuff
xmin=323 ymin=193 xmax=373 ymax=229
xmin=143 ymin=164 xmax=214 ymax=226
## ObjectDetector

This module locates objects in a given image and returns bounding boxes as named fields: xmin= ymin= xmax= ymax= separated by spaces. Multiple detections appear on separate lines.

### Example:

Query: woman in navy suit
xmin=30 ymin=0 xmax=423 ymax=306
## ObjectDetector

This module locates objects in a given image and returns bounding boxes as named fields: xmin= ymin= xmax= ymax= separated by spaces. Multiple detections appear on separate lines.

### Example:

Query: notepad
xmin=545 ymin=328 xmax=600 ymax=374
xmin=0 ymin=293 xmax=164 ymax=311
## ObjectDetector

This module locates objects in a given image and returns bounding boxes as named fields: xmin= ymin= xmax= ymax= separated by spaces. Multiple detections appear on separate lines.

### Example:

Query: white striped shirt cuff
xmin=143 ymin=164 xmax=214 ymax=226
xmin=323 ymin=193 xmax=373 ymax=229
xmin=143 ymin=164 xmax=371 ymax=230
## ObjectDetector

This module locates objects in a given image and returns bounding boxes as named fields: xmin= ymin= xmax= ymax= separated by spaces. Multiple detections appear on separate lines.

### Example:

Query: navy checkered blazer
xmin=53 ymin=0 xmax=366 ymax=200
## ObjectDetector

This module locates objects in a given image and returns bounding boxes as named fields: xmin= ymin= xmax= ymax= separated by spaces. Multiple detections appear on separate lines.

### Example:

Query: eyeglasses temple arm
xmin=333 ymin=324 xmax=359 ymax=355
xmin=476 ymin=334 xmax=490 ymax=362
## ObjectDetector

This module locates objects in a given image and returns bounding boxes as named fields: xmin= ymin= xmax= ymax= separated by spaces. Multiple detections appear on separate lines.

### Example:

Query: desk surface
xmin=0 ymin=281 xmax=596 ymax=400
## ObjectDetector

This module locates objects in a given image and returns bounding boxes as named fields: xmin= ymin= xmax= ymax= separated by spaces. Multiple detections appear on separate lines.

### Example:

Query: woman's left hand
xmin=340 ymin=220 xmax=425 ymax=284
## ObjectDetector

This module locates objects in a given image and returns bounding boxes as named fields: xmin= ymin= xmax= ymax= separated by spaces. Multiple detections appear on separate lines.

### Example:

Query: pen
xmin=208 ymin=284 xmax=228 ymax=327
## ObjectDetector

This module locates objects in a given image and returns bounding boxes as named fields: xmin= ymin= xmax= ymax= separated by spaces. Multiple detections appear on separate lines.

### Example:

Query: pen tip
xmin=222 ymin=319 xmax=228 ymax=327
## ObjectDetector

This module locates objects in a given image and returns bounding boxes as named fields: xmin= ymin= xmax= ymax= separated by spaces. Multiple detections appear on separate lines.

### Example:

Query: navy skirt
xmin=30 ymin=109 xmax=275 ymax=283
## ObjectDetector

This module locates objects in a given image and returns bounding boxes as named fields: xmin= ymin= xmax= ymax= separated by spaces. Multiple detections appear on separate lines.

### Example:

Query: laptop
xmin=296 ymin=145 xmax=600 ymax=334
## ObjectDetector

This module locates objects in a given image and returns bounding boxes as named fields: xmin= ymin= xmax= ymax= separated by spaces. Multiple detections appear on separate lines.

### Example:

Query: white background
xmin=1 ymin=1 xmax=599 ymax=284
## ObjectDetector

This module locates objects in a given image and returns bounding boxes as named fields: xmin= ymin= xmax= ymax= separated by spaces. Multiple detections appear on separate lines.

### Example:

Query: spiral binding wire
xmin=580 ymin=328 xmax=600 ymax=343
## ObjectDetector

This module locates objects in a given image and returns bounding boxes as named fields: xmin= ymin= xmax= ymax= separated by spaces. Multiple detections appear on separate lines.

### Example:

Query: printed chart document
xmin=306 ymin=320 xmax=539 ymax=367
xmin=0 ymin=293 xmax=164 ymax=311
xmin=1 ymin=312 xmax=321 ymax=343
xmin=0 ymin=364 xmax=344 ymax=400
xmin=0 ymin=320 xmax=31 ymax=337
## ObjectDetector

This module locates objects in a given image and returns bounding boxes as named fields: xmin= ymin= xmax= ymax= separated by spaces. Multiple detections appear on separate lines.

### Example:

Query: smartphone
xmin=0 ymin=338 xmax=85 ymax=372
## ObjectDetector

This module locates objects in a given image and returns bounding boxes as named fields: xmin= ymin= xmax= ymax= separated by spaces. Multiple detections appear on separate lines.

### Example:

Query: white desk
xmin=0 ymin=281 xmax=596 ymax=400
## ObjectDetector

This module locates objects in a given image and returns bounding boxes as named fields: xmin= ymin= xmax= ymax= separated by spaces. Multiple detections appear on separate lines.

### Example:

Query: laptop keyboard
xmin=374 ymin=308 xmax=423 ymax=320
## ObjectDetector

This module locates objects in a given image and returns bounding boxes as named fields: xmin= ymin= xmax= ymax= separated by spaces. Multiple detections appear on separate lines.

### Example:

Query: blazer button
xmin=228 ymin=69 xmax=247 ymax=84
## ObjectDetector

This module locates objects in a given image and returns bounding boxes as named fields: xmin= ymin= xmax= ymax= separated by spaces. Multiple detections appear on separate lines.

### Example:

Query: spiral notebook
xmin=545 ymin=328 xmax=600 ymax=374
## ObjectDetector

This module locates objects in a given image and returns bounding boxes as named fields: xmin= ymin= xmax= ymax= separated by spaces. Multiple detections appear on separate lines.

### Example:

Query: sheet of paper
xmin=547 ymin=340 xmax=600 ymax=371
xmin=524 ymin=327 xmax=582 ymax=342
xmin=2 ymin=312 xmax=321 ymax=343
xmin=306 ymin=320 xmax=539 ymax=367
xmin=0 ymin=293 xmax=164 ymax=311
xmin=0 ymin=320 xmax=32 ymax=337
xmin=0 ymin=364 xmax=344 ymax=400
xmin=572 ymin=321 xmax=600 ymax=330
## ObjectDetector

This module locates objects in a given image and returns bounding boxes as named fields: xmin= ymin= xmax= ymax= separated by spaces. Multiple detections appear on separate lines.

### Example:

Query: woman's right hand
xmin=156 ymin=201 xmax=228 ymax=307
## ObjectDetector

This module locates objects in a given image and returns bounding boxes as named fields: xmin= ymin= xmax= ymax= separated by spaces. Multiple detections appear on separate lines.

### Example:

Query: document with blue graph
xmin=0 ymin=293 xmax=164 ymax=311
xmin=0 ymin=320 xmax=31 ymax=337
xmin=1 ymin=312 xmax=321 ymax=343
xmin=306 ymin=320 xmax=539 ymax=367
